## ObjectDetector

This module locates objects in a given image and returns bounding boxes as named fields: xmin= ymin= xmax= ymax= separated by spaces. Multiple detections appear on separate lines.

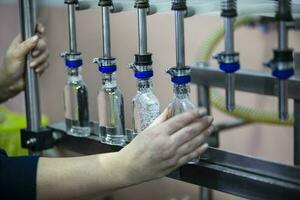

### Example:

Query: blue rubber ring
xmin=272 ymin=69 xmax=294 ymax=80
xmin=220 ymin=63 xmax=240 ymax=73
xmin=98 ymin=65 xmax=117 ymax=74
xmin=134 ymin=71 xmax=154 ymax=79
xmin=65 ymin=60 xmax=82 ymax=68
xmin=171 ymin=76 xmax=191 ymax=85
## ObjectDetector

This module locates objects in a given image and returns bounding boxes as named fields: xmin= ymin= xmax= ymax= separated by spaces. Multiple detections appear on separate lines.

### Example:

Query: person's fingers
xmin=14 ymin=35 xmax=39 ymax=59
xmin=161 ymin=108 xmax=207 ymax=136
xmin=174 ymin=125 xmax=213 ymax=157
xmin=171 ymin=116 xmax=213 ymax=147
xmin=29 ymin=50 xmax=49 ymax=68
xmin=36 ymin=23 xmax=45 ymax=34
xmin=32 ymin=38 xmax=47 ymax=57
xmin=36 ymin=61 xmax=50 ymax=74
xmin=8 ymin=78 xmax=25 ymax=93
xmin=177 ymin=143 xmax=209 ymax=166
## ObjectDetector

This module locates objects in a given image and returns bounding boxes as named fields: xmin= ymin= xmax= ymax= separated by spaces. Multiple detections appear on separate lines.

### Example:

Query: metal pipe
xmin=138 ymin=8 xmax=148 ymax=55
xmin=226 ymin=73 xmax=235 ymax=112
xmin=197 ymin=85 xmax=211 ymax=115
xmin=175 ymin=10 xmax=185 ymax=69
xmin=224 ymin=18 xmax=234 ymax=53
xmin=19 ymin=0 xmax=41 ymax=132
xmin=277 ymin=13 xmax=289 ymax=120
xmin=102 ymin=6 xmax=111 ymax=58
xmin=68 ymin=4 xmax=77 ymax=52
xmin=279 ymin=21 xmax=288 ymax=50
xmin=279 ymin=79 xmax=288 ymax=120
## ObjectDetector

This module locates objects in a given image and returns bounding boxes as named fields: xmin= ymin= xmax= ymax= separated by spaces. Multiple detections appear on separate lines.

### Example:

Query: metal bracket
xmin=20 ymin=128 xmax=58 ymax=152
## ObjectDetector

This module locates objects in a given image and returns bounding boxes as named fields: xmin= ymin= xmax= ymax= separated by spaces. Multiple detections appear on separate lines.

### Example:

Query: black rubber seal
xmin=135 ymin=54 xmax=153 ymax=66
xmin=276 ymin=0 xmax=293 ymax=21
xmin=64 ymin=0 xmax=78 ymax=4
xmin=171 ymin=2 xmax=187 ymax=11
xmin=273 ymin=49 xmax=294 ymax=62
xmin=98 ymin=0 xmax=113 ymax=7
xmin=134 ymin=1 xmax=149 ymax=9
xmin=221 ymin=9 xmax=237 ymax=18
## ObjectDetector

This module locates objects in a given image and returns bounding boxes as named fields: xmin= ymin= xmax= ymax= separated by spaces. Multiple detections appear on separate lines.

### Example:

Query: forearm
xmin=0 ymin=65 xmax=14 ymax=103
xmin=37 ymin=152 xmax=135 ymax=200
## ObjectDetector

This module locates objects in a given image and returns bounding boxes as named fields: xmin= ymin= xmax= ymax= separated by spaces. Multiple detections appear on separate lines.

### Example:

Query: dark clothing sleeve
xmin=0 ymin=148 xmax=39 ymax=200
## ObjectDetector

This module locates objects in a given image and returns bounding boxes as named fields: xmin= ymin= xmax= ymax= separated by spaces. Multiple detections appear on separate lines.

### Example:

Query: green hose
xmin=197 ymin=16 xmax=294 ymax=126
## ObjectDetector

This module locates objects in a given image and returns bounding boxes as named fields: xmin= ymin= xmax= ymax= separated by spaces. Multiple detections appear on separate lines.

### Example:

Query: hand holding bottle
xmin=119 ymin=108 xmax=214 ymax=185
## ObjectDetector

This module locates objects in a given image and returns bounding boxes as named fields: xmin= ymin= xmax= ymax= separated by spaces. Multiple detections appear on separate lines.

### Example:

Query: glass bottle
xmin=132 ymin=78 xmax=160 ymax=134
xmin=167 ymin=82 xmax=199 ymax=164
xmin=98 ymin=72 xmax=126 ymax=146
xmin=167 ymin=83 xmax=195 ymax=119
xmin=64 ymin=67 xmax=91 ymax=137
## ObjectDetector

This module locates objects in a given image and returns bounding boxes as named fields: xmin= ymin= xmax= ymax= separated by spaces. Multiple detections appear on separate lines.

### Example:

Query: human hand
xmin=119 ymin=108 xmax=214 ymax=184
xmin=0 ymin=24 xmax=49 ymax=98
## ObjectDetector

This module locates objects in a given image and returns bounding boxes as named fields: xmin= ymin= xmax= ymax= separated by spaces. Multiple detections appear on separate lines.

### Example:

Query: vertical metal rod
xmin=19 ymin=0 xmax=41 ymax=132
xmin=224 ymin=18 xmax=234 ymax=53
xmin=175 ymin=10 xmax=185 ymax=69
xmin=197 ymin=85 xmax=211 ymax=115
xmin=279 ymin=80 xmax=288 ymax=120
xmin=226 ymin=73 xmax=235 ymax=112
xmin=278 ymin=20 xmax=289 ymax=120
xmin=68 ymin=4 xmax=77 ymax=52
xmin=279 ymin=21 xmax=288 ymax=50
xmin=138 ymin=8 xmax=148 ymax=55
xmin=197 ymin=85 xmax=213 ymax=200
xmin=294 ymin=100 xmax=300 ymax=165
xmin=102 ymin=6 xmax=111 ymax=58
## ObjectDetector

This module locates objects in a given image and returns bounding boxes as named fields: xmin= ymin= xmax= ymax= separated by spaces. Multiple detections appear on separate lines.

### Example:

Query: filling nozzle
xmin=130 ymin=0 xmax=154 ymax=79
xmin=266 ymin=0 xmax=294 ymax=120
xmin=214 ymin=0 xmax=240 ymax=112
xmin=62 ymin=0 xmax=82 ymax=73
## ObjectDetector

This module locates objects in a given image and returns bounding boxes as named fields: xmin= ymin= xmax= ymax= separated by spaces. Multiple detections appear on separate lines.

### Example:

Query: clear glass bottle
xmin=167 ymin=83 xmax=195 ymax=119
xmin=64 ymin=68 xmax=91 ymax=137
xmin=167 ymin=83 xmax=199 ymax=164
xmin=132 ymin=78 xmax=160 ymax=134
xmin=98 ymin=72 xmax=126 ymax=146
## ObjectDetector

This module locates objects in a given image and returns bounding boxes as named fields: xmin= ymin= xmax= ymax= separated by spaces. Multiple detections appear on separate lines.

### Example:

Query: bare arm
xmin=37 ymin=109 xmax=214 ymax=200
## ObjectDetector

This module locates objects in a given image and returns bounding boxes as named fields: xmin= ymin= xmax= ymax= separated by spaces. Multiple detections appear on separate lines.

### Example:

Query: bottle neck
xmin=67 ymin=67 xmax=81 ymax=77
xmin=173 ymin=84 xmax=190 ymax=99
xmin=137 ymin=78 xmax=153 ymax=92
xmin=102 ymin=72 xmax=117 ymax=89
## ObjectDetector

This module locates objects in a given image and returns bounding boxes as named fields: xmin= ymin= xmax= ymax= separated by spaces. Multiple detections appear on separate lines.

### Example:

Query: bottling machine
xmin=18 ymin=0 xmax=300 ymax=199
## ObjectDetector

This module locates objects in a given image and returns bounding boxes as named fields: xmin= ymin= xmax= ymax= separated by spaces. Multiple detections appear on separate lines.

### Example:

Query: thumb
xmin=14 ymin=35 xmax=39 ymax=59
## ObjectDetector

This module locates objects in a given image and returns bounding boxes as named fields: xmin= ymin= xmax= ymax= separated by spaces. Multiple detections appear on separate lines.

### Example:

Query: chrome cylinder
xmin=138 ymin=8 xmax=148 ymax=55
xmin=175 ymin=10 xmax=185 ymax=69
xmin=102 ymin=6 xmax=111 ymax=58
xmin=68 ymin=4 xmax=77 ymax=52
xmin=19 ymin=0 xmax=41 ymax=132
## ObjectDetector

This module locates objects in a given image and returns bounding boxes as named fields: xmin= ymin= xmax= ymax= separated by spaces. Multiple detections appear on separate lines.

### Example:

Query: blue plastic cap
xmin=220 ymin=63 xmax=240 ymax=73
xmin=65 ymin=60 xmax=83 ymax=68
xmin=134 ymin=71 xmax=154 ymax=79
xmin=272 ymin=69 xmax=294 ymax=80
xmin=171 ymin=76 xmax=191 ymax=85
xmin=98 ymin=65 xmax=117 ymax=74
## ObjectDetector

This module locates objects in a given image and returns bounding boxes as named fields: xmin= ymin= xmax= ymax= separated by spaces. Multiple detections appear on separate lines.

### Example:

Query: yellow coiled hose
xmin=197 ymin=16 xmax=294 ymax=126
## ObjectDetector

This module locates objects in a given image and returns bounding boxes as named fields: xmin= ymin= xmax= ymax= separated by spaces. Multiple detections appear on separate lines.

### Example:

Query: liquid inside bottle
xmin=64 ymin=68 xmax=91 ymax=137
xmin=132 ymin=78 xmax=160 ymax=134
xmin=98 ymin=72 xmax=126 ymax=146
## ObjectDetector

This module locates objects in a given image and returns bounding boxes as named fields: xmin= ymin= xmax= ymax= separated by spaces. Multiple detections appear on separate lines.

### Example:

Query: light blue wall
xmin=0 ymin=0 xmax=64 ymax=6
